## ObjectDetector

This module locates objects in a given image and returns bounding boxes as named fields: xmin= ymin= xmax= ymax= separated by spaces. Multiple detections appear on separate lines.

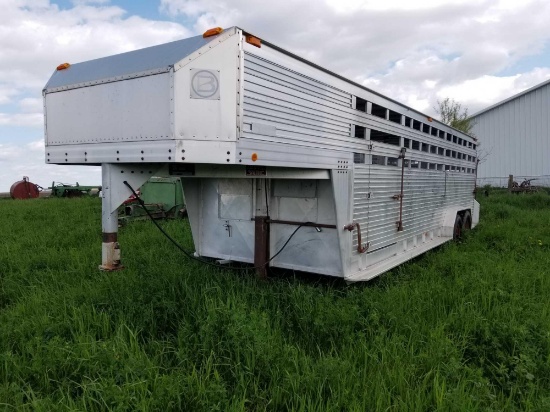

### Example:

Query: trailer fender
xmin=472 ymin=200 xmax=480 ymax=228
xmin=441 ymin=207 xmax=466 ymax=238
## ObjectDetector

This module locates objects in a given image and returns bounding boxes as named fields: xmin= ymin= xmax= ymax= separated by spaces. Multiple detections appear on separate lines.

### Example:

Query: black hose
xmin=122 ymin=181 xmax=304 ymax=272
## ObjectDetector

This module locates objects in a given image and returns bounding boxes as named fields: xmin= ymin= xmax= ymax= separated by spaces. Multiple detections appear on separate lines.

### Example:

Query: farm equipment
xmin=10 ymin=176 xmax=42 ymax=199
xmin=118 ymin=177 xmax=186 ymax=224
xmin=509 ymin=175 xmax=540 ymax=193
xmin=49 ymin=181 xmax=101 ymax=197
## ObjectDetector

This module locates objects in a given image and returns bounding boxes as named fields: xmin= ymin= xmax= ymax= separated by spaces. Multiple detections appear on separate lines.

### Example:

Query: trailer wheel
xmin=462 ymin=211 xmax=472 ymax=231
xmin=453 ymin=214 xmax=463 ymax=240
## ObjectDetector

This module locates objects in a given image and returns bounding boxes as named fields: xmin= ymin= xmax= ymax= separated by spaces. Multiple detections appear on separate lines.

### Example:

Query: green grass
xmin=0 ymin=191 xmax=549 ymax=411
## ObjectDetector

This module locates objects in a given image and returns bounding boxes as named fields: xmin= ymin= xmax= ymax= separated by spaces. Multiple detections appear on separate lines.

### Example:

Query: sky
xmin=1 ymin=0 xmax=550 ymax=192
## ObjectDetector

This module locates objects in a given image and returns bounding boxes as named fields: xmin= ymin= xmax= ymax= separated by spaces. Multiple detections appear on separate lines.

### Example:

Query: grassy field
xmin=0 ymin=190 xmax=549 ymax=411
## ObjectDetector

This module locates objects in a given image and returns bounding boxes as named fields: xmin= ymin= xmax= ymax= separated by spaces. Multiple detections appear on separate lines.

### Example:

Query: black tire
xmin=453 ymin=214 xmax=463 ymax=240
xmin=462 ymin=211 xmax=472 ymax=231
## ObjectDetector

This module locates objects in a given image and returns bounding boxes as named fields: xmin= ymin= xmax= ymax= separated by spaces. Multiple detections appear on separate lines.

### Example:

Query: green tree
xmin=434 ymin=97 xmax=476 ymax=136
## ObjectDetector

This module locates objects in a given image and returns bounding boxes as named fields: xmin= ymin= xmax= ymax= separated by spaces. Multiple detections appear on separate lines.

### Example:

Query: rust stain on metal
xmin=396 ymin=147 xmax=406 ymax=232
xmin=102 ymin=232 xmax=118 ymax=242
xmin=254 ymin=216 xmax=269 ymax=279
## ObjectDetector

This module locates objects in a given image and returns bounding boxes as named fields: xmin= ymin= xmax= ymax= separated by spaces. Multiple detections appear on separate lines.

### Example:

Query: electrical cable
xmin=122 ymin=181 xmax=304 ymax=272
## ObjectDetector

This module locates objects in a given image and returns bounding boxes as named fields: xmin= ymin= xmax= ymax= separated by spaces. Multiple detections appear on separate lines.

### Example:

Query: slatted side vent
xmin=242 ymin=53 xmax=353 ymax=148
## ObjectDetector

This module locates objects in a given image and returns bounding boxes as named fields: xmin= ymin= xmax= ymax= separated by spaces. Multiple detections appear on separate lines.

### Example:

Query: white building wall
xmin=472 ymin=80 xmax=550 ymax=187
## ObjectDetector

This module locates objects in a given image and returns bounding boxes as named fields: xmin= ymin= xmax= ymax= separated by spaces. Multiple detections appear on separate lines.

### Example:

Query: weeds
xmin=0 ymin=193 xmax=549 ymax=410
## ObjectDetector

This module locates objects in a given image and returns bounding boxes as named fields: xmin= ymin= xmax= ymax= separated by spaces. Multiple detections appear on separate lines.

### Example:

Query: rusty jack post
xmin=99 ymin=163 xmax=124 ymax=271
xmin=100 ymin=232 xmax=123 ymax=271
xmin=254 ymin=215 xmax=269 ymax=279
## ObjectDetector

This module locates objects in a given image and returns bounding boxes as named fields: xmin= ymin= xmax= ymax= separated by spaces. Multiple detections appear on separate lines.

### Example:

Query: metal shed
xmin=472 ymin=79 xmax=550 ymax=187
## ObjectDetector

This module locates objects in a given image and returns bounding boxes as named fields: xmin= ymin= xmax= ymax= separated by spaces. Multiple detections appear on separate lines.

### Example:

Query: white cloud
xmin=160 ymin=0 xmax=550 ymax=114
xmin=0 ymin=112 xmax=43 ymax=127
xmin=18 ymin=97 xmax=43 ymax=113
xmin=0 ymin=140 xmax=101 ymax=192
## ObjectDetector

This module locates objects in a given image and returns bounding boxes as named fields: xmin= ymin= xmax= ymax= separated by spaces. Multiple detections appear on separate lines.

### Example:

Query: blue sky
xmin=1 ymin=0 xmax=550 ymax=191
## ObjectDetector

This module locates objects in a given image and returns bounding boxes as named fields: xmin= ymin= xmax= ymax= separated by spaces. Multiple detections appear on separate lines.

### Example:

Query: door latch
xmin=223 ymin=221 xmax=232 ymax=237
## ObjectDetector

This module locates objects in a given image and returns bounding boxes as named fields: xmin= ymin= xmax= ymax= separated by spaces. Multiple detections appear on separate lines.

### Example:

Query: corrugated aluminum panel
xmin=353 ymin=161 xmax=475 ymax=271
xmin=241 ymin=51 xmax=477 ymax=168
xmin=473 ymin=81 xmax=550 ymax=184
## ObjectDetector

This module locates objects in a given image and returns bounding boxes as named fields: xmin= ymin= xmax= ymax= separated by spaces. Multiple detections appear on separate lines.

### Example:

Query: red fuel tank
xmin=10 ymin=176 xmax=40 ymax=199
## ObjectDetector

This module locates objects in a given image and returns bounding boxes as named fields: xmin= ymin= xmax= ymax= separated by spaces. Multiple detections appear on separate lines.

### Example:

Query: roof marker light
xmin=246 ymin=35 xmax=261 ymax=48
xmin=203 ymin=27 xmax=223 ymax=38
xmin=57 ymin=63 xmax=70 ymax=71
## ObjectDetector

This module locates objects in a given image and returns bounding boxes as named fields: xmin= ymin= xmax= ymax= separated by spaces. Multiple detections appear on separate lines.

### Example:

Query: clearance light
xmin=203 ymin=27 xmax=223 ymax=38
xmin=246 ymin=35 xmax=261 ymax=48
xmin=57 ymin=63 xmax=70 ymax=71
xmin=251 ymin=153 xmax=258 ymax=162
xmin=427 ymin=117 xmax=433 ymax=122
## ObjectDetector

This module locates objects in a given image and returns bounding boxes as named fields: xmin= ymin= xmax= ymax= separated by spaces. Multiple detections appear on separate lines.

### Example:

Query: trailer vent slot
xmin=354 ymin=153 xmax=365 ymax=164
xmin=370 ymin=129 xmax=399 ymax=146
xmin=355 ymin=97 xmax=367 ymax=112
xmin=388 ymin=110 xmax=401 ymax=124
xmin=387 ymin=157 xmax=399 ymax=167
xmin=354 ymin=125 xmax=366 ymax=139
xmin=372 ymin=155 xmax=386 ymax=166
xmin=371 ymin=103 xmax=387 ymax=119
xmin=411 ymin=140 xmax=420 ymax=150
xmin=412 ymin=120 xmax=421 ymax=131
xmin=422 ymin=124 xmax=430 ymax=134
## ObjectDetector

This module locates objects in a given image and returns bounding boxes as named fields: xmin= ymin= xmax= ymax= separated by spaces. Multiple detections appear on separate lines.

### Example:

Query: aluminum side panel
xmin=197 ymin=179 xmax=255 ymax=262
xmin=173 ymin=34 xmax=240 ymax=142
xmin=331 ymin=170 xmax=353 ymax=277
xmin=45 ymin=73 xmax=172 ymax=146
xmin=269 ymin=179 xmax=342 ymax=276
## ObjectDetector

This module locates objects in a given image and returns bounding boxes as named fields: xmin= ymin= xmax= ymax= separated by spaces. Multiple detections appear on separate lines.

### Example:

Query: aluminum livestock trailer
xmin=43 ymin=26 xmax=479 ymax=282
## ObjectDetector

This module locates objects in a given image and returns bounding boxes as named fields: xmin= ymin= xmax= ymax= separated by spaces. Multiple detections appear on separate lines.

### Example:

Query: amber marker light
xmin=203 ymin=27 xmax=223 ymax=38
xmin=246 ymin=35 xmax=261 ymax=48
xmin=427 ymin=117 xmax=433 ymax=122
xmin=251 ymin=153 xmax=258 ymax=162
xmin=57 ymin=63 xmax=70 ymax=71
